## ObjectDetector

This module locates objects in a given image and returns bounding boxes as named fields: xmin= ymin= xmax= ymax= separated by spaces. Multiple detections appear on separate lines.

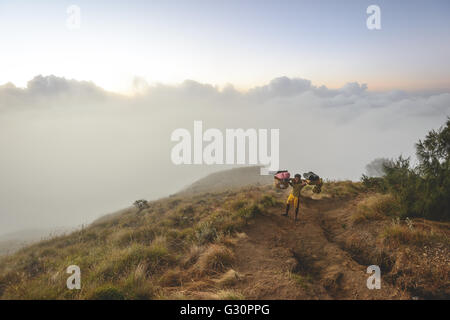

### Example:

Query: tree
xmin=381 ymin=118 xmax=450 ymax=221
xmin=414 ymin=118 xmax=450 ymax=220
xmin=416 ymin=117 xmax=450 ymax=178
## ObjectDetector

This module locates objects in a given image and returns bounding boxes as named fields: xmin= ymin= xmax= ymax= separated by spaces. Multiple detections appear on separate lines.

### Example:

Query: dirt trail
xmin=232 ymin=194 xmax=410 ymax=299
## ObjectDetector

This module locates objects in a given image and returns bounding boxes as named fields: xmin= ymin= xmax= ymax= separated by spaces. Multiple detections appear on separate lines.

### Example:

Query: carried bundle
xmin=274 ymin=170 xmax=290 ymax=189
xmin=303 ymin=171 xmax=323 ymax=193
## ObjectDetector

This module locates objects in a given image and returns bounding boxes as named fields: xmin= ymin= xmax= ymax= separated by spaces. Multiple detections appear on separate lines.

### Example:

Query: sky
xmin=1 ymin=0 xmax=449 ymax=93
xmin=0 ymin=1 xmax=449 ymax=235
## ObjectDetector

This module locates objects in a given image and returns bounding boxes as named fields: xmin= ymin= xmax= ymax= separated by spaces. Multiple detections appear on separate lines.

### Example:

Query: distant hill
xmin=178 ymin=166 xmax=273 ymax=195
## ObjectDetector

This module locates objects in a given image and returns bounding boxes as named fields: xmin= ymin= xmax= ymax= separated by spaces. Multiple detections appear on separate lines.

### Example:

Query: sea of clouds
xmin=0 ymin=75 xmax=448 ymax=234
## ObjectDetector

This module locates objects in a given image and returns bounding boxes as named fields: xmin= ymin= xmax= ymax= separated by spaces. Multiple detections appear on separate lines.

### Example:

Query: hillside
xmin=0 ymin=168 xmax=448 ymax=300
xmin=177 ymin=166 xmax=273 ymax=195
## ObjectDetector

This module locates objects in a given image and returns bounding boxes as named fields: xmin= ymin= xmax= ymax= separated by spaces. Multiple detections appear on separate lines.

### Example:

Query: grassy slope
xmin=177 ymin=166 xmax=273 ymax=196
xmin=0 ymin=177 xmax=448 ymax=300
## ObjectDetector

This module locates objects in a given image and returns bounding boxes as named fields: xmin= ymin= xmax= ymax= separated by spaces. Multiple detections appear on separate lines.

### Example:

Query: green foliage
xmin=366 ymin=118 xmax=450 ymax=221
xmin=416 ymin=119 xmax=450 ymax=177
xmin=414 ymin=118 xmax=450 ymax=220
xmin=361 ymin=175 xmax=388 ymax=192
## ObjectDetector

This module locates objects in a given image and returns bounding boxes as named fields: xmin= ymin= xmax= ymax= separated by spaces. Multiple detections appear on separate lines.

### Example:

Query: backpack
xmin=303 ymin=171 xmax=319 ymax=181
xmin=275 ymin=170 xmax=290 ymax=181
xmin=303 ymin=172 xmax=323 ymax=193
xmin=274 ymin=170 xmax=290 ymax=189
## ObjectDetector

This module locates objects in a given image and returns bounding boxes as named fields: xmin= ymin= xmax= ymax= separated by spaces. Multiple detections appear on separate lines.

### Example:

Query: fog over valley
xmin=0 ymin=75 xmax=449 ymax=235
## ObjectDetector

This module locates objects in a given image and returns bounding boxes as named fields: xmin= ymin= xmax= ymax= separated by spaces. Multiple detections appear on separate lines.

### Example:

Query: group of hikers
xmin=273 ymin=171 xmax=323 ymax=221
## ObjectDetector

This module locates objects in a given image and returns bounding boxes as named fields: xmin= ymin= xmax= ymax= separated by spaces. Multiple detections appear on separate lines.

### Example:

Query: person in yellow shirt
xmin=282 ymin=174 xmax=307 ymax=221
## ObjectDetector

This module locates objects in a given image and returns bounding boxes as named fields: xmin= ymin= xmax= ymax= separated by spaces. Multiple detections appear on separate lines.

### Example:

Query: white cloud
xmin=0 ymin=75 xmax=448 ymax=234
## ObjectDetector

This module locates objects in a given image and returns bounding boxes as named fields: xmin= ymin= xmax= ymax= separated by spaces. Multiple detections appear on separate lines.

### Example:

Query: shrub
xmin=361 ymin=175 xmax=388 ymax=192
xmin=375 ymin=119 xmax=450 ymax=221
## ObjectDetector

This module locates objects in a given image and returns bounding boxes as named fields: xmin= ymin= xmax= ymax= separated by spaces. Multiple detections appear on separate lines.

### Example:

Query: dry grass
xmin=1 ymin=179 xmax=447 ymax=300
xmin=194 ymin=244 xmax=235 ymax=275
xmin=159 ymin=268 xmax=183 ymax=287
xmin=352 ymin=193 xmax=400 ymax=223
xmin=321 ymin=180 xmax=365 ymax=198
xmin=182 ymin=244 xmax=205 ymax=268
xmin=216 ymin=289 xmax=245 ymax=300
xmin=212 ymin=269 xmax=242 ymax=287
xmin=0 ymin=186 xmax=269 ymax=299
xmin=382 ymin=223 xmax=447 ymax=246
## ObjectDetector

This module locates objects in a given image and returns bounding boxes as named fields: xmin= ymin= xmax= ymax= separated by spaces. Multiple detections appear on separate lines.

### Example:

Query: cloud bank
xmin=0 ymin=75 xmax=449 ymax=234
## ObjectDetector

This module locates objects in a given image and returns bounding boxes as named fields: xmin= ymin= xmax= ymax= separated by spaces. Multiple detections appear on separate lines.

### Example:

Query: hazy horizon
xmin=1 ymin=74 xmax=448 ymax=235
